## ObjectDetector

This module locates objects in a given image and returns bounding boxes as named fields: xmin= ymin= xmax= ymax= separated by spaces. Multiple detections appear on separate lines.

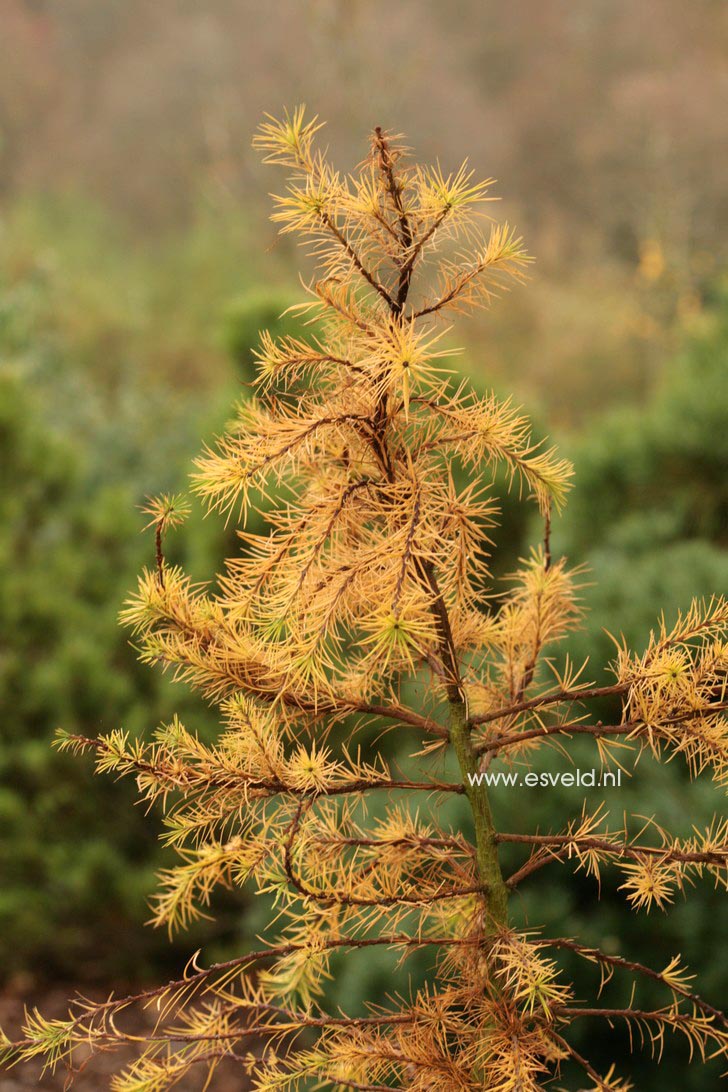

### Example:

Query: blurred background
xmin=0 ymin=1 xmax=726 ymax=1088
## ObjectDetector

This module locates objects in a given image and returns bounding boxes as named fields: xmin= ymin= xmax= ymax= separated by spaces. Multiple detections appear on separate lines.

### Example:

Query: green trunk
xmin=449 ymin=701 xmax=509 ymax=930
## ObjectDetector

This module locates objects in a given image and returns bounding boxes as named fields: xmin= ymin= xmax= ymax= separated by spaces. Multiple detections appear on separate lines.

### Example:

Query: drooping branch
xmin=544 ymin=938 xmax=728 ymax=1027
xmin=546 ymin=1031 xmax=620 ymax=1092
xmin=502 ymin=830 xmax=728 ymax=890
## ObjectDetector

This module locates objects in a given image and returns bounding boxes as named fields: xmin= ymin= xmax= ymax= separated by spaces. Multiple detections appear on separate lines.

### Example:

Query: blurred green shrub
xmin=221 ymin=290 xmax=310 ymax=385
xmin=526 ymin=281 xmax=728 ymax=1090
xmin=0 ymin=361 xmax=259 ymax=983
xmin=0 ymin=372 xmax=173 ymax=981
xmin=0 ymin=201 xmax=312 ymax=983
xmin=555 ymin=279 xmax=728 ymax=684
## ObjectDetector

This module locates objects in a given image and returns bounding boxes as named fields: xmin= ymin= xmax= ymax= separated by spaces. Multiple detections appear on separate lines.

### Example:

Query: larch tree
xmin=3 ymin=109 xmax=727 ymax=1091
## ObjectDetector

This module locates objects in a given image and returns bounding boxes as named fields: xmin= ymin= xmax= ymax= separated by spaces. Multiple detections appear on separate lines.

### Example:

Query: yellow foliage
xmin=3 ymin=109 xmax=726 ymax=1092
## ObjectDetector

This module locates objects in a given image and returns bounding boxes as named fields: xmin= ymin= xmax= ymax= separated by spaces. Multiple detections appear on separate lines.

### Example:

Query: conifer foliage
xmin=3 ymin=110 xmax=727 ymax=1090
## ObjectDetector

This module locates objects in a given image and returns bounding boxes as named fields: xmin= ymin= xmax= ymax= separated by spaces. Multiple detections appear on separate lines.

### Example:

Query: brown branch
xmin=154 ymin=521 xmax=165 ymax=588
xmin=294 ymin=478 xmax=374 ymax=593
xmin=504 ymin=848 xmax=557 ymax=888
xmin=412 ymin=248 xmax=522 ymax=319
xmin=553 ymin=1005 xmax=709 ymax=1027
xmin=283 ymin=799 xmax=481 ymax=907
xmin=502 ymin=831 xmax=728 ymax=889
xmin=269 ymin=349 xmax=366 ymax=378
xmin=415 ymin=557 xmax=464 ymax=703
xmin=546 ymin=1030 xmax=615 ymax=1091
xmin=248 ymin=411 xmax=377 ymax=478
xmin=498 ymin=832 xmax=728 ymax=866
xmin=4 ymin=935 xmax=478 ymax=1057
xmin=67 ymin=736 xmax=462 ymax=798
xmin=373 ymin=126 xmax=413 ymax=313
xmin=316 ymin=834 xmax=472 ymax=853
xmin=5 ymin=1002 xmax=419 ymax=1065
xmin=392 ymin=485 xmax=422 ymax=615
xmin=468 ymin=683 xmax=627 ymax=729
xmin=343 ymin=698 xmax=448 ymax=738
xmin=398 ymin=208 xmax=449 ymax=283
xmin=473 ymin=719 xmax=632 ymax=756
xmin=316 ymin=279 xmax=373 ymax=333
xmin=543 ymin=503 xmax=552 ymax=572
xmin=473 ymin=700 xmax=728 ymax=755
xmin=320 ymin=210 xmax=395 ymax=310
xmin=329 ymin=1083 xmax=393 ymax=1092
xmin=507 ymin=535 xmax=551 ymax=709
xmin=544 ymin=938 xmax=728 ymax=1026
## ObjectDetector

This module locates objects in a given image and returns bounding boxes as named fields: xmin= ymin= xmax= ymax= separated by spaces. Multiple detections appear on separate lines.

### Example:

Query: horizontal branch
xmin=68 ymin=735 xmax=462 ymax=800
xmin=284 ymin=800 xmax=478 ymax=907
xmin=329 ymin=1082 xmax=393 ymax=1092
xmin=498 ymin=832 xmax=728 ymax=866
xmin=501 ymin=830 xmax=728 ymax=888
xmin=553 ymin=1004 xmax=708 ymax=1026
xmin=468 ymin=684 xmax=627 ymax=729
xmin=3 ymin=1004 xmax=417 ymax=1069
xmin=315 ymin=834 xmax=472 ymax=853
xmin=342 ymin=698 xmax=447 ymax=738
xmin=473 ymin=719 xmax=630 ymax=756
xmin=473 ymin=701 xmax=728 ymax=756
xmin=544 ymin=938 xmax=728 ymax=1026
xmin=2 ymin=934 xmax=474 ymax=1056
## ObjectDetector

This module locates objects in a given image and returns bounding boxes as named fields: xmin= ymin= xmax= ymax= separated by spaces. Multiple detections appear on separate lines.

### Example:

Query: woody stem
xmin=449 ymin=699 xmax=509 ymax=931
